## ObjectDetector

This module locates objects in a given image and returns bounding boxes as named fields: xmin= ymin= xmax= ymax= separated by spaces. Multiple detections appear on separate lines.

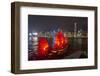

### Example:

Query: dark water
xmin=66 ymin=37 xmax=88 ymax=58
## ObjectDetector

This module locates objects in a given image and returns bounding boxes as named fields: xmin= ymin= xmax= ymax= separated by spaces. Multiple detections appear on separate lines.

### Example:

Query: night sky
xmin=28 ymin=15 xmax=88 ymax=33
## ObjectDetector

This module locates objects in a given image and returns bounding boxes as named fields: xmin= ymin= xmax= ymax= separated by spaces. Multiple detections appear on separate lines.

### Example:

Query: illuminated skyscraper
xmin=74 ymin=22 xmax=77 ymax=38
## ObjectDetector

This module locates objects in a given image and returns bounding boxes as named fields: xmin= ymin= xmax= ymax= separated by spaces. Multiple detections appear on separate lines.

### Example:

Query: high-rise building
xmin=74 ymin=22 xmax=77 ymax=38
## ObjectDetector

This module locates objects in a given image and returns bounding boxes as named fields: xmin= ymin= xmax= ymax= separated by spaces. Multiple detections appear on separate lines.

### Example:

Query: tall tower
xmin=74 ymin=22 xmax=77 ymax=38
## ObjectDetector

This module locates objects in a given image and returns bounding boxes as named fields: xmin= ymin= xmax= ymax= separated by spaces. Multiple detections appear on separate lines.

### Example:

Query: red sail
xmin=38 ymin=37 xmax=49 ymax=58
xmin=54 ymin=31 xmax=69 ymax=50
